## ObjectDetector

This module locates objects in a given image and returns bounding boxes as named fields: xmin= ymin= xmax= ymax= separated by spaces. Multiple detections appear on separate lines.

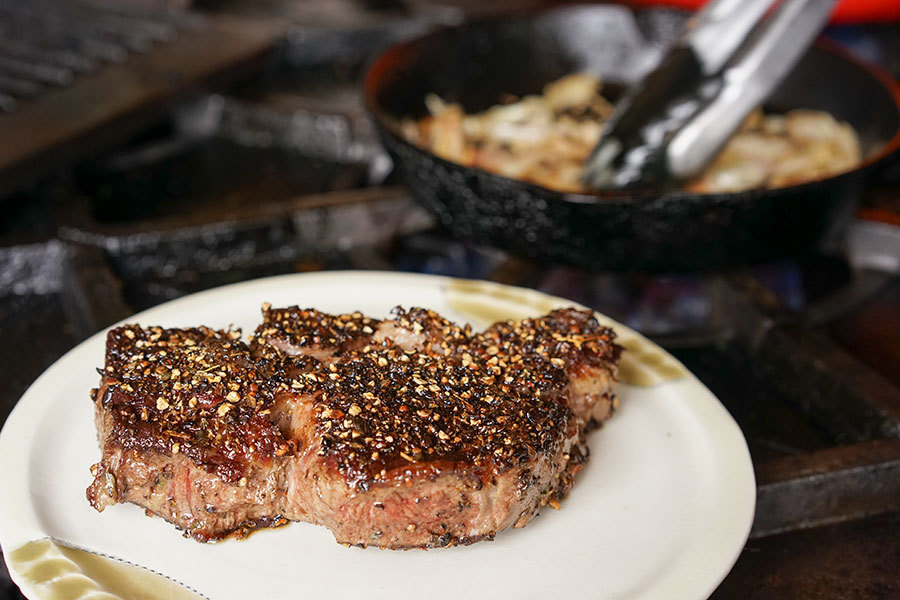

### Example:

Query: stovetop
xmin=1 ymin=2 xmax=900 ymax=598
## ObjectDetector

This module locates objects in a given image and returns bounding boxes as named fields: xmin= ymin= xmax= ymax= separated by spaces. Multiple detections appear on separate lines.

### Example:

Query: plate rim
xmin=0 ymin=270 xmax=756 ymax=600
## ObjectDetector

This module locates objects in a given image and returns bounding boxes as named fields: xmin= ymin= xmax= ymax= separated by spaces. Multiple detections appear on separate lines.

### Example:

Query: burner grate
xmin=0 ymin=0 xmax=201 ymax=113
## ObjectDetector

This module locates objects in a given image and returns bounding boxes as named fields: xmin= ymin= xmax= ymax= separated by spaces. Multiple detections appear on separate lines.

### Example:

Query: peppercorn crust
xmin=87 ymin=306 xmax=622 ymax=547
xmin=94 ymin=325 xmax=293 ymax=483
xmin=276 ymin=307 xmax=620 ymax=489
xmin=254 ymin=304 xmax=379 ymax=351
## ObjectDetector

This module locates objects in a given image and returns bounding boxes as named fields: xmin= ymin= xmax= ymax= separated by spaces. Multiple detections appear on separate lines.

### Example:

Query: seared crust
xmin=251 ymin=306 xmax=379 ymax=359
xmin=88 ymin=306 xmax=622 ymax=547
xmin=91 ymin=325 xmax=291 ymax=483
xmin=294 ymin=341 xmax=574 ymax=488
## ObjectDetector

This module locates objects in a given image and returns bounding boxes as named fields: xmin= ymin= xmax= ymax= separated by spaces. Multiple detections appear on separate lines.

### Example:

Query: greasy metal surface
xmin=717 ymin=265 xmax=900 ymax=444
xmin=712 ymin=510 xmax=900 ymax=599
xmin=0 ymin=241 xmax=129 ymax=430
xmin=0 ymin=12 xmax=284 ymax=198
xmin=0 ymin=0 xmax=200 ymax=112
xmin=75 ymin=134 xmax=371 ymax=224
xmin=758 ymin=327 xmax=900 ymax=442
xmin=59 ymin=186 xmax=433 ymax=310
xmin=753 ymin=439 xmax=900 ymax=537
xmin=671 ymin=343 xmax=834 ymax=463
xmin=830 ymin=275 xmax=900 ymax=386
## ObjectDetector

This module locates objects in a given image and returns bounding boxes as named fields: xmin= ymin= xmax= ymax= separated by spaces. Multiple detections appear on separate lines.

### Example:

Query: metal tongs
xmin=582 ymin=0 xmax=839 ymax=190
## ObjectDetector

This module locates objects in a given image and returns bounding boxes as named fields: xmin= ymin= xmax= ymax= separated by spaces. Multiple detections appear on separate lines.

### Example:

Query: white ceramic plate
xmin=0 ymin=272 xmax=755 ymax=600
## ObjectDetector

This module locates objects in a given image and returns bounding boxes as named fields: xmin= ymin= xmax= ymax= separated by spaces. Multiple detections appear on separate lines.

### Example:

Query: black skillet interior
xmin=367 ymin=5 xmax=900 ymax=272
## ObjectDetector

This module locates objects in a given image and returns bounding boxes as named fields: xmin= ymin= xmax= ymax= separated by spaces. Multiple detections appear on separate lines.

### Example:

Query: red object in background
xmin=623 ymin=0 xmax=900 ymax=24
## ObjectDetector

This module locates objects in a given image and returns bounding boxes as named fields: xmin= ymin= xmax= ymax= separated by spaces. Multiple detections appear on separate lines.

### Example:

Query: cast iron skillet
xmin=364 ymin=5 xmax=900 ymax=272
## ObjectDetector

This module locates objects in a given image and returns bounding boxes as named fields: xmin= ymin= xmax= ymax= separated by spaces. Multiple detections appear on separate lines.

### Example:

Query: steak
xmin=87 ymin=306 xmax=621 ymax=548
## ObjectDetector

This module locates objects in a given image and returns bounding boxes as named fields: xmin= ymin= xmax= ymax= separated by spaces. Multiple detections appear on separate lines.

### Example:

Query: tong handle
xmin=667 ymin=0 xmax=840 ymax=179
xmin=582 ymin=0 xmax=773 ymax=189
xmin=683 ymin=0 xmax=774 ymax=75
xmin=583 ymin=0 xmax=839 ymax=189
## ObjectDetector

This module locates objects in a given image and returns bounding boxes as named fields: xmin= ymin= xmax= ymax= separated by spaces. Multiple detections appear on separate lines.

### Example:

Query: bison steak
xmin=87 ymin=306 xmax=621 ymax=548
